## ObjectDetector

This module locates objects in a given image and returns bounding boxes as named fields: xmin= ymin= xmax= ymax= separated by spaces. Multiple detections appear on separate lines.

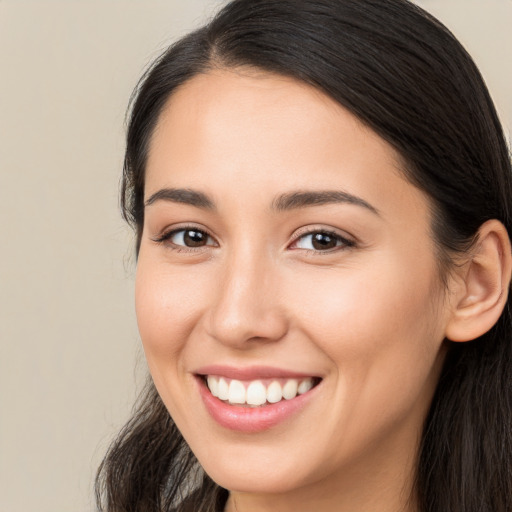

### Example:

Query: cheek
xmin=288 ymin=252 xmax=444 ymax=397
xmin=134 ymin=256 xmax=210 ymax=367
xmin=284 ymin=260 xmax=445 ymax=458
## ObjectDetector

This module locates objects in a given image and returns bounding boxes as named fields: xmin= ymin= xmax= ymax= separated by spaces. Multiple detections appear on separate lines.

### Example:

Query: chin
xmin=203 ymin=462 xmax=305 ymax=495
xmin=189 ymin=438 xmax=326 ymax=496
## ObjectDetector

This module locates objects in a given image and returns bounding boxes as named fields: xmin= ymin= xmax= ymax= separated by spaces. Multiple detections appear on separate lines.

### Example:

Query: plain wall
xmin=0 ymin=1 xmax=510 ymax=511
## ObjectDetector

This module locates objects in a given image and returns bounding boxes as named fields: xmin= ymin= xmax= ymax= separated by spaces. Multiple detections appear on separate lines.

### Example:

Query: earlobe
xmin=445 ymin=219 xmax=512 ymax=343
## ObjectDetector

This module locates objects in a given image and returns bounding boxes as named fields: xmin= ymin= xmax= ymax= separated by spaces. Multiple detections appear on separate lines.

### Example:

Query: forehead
xmin=145 ymin=68 xmax=428 ymax=223
xmin=148 ymin=68 xmax=398 ymax=168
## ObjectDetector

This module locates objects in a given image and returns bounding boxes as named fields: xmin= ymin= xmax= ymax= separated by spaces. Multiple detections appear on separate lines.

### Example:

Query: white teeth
xmin=228 ymin=379 xmax=246 ymax=404
xmin=246 ymin=381 xmax=267 ymax=406
xmin=266 ymin=380 xmax=283 ymax=403
xmin=207 ymin=376 xmax=219 ymax=397
xmin=218 ymin=377 xmax=229 ymax=400
xmin=298 ymin=377 xmax=314 ymax=395
xmin=282 ymin=379 xmax=298 ymax=400
xmin=205 ymin=376 xmax=317 ymax=405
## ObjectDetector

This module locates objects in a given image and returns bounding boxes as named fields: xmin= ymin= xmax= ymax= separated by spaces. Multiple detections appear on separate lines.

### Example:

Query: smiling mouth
xmin=199 ymin=375 xmax=322 ymax=407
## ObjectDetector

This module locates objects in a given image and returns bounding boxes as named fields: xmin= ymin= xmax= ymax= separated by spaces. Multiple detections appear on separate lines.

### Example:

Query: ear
xmin=445 ymin=219 xmax=512 ymax=342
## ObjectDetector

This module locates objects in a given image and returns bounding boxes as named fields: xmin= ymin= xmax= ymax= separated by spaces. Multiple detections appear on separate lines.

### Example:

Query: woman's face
xmin=136 ymin=70 xmax=451 ymax=499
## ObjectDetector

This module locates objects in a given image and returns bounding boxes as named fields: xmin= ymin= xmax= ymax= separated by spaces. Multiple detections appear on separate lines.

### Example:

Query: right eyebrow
xmin=144 ymin=188 xmax=216 ymax=210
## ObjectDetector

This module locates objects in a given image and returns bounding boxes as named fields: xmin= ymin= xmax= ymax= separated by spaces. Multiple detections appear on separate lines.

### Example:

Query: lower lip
xmin=196 ymin=376 xmax=319 ymax=433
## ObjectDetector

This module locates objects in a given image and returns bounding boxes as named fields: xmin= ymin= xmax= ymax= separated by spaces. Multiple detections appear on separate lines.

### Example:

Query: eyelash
xmin=152 ymin=225 xmax=356 ymax=254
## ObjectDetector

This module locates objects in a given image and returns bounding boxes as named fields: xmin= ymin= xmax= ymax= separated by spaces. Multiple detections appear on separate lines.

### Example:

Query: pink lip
xmin=194 ymin=364 xmax=317 ymax=380
xmin=195 ymin=371 xmax=321 ymax=433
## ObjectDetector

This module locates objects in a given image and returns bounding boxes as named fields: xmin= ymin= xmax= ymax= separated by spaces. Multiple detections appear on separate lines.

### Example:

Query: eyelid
xmin=293 ymin=225 xmax=356 ymax=244
xmin=292 ymin=224 xmax=354 ymax=240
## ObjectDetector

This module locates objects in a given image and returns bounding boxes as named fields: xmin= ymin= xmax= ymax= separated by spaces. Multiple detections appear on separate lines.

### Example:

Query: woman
xmin=96 ymin=0 xmax=512 ymax=511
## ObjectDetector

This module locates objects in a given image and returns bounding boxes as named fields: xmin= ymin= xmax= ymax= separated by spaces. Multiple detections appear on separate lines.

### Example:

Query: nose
xmin=204 ymin=249 xmax=289 ymax=348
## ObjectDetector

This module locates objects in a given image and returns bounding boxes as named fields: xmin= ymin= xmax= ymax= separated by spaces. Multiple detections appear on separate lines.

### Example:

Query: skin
xmin=135 ymin=69 xmax=484 ymax=512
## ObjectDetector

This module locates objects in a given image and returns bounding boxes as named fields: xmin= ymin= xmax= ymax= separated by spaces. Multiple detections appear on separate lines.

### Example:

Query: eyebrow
xmin=145 ymin=188 xmax=215 ymax=210
xmin=271 ymin=190 xmax=379 ymax=215
xmin=145 ymin=187 xmax=379 ymax=215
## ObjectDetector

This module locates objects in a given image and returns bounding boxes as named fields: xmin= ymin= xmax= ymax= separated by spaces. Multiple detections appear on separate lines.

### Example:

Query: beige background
xmin=0 ymin=1 xmax=510 ymax=511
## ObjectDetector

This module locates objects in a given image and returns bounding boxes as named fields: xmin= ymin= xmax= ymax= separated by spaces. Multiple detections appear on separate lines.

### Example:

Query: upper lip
xmin=194 ymin=365 xmax=320 ymax=381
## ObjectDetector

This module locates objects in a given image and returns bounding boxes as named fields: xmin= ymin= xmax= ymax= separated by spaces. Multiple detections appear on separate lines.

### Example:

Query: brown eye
xmin=310 ymin=232 xmax=338 ymax=250
xmin=166 ymin=228 xmax=214 ymax=248
xmin=293 ymin=230 xmax=354 ymax=252
xmin=183 ymin=230 xmax=208 ymax=247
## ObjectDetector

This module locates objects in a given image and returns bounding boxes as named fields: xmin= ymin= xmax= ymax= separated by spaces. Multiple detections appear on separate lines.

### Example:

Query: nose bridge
xmin=206 ymin=241 xmax=287 ymax=347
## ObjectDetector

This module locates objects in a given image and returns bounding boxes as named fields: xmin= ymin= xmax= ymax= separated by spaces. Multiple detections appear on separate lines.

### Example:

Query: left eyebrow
xmin=271 ymin=190 xmax=380 ymax=216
